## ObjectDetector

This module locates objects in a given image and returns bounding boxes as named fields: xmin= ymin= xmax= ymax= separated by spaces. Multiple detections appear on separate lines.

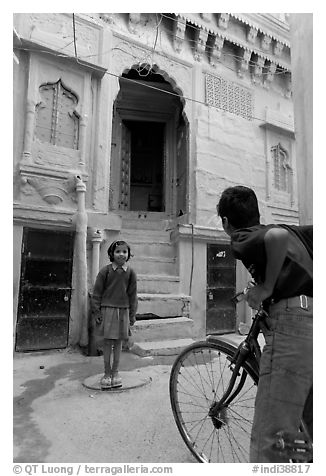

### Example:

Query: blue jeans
xmin=250 ymin=298 xmax=313 ymax=462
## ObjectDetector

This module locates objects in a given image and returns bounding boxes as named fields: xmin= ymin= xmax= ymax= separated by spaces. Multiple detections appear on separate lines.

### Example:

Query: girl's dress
xmin=92 ymin=263 xmax=137 ymax=341
xmin=95 ymin=307 xmax=129 ymax=340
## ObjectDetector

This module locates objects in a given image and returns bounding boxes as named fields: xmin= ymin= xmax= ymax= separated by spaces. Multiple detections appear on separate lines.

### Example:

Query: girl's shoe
xmin=111 ymin=373 xmax=122 ymax=388
xmin=100 ymin=375 xmax=112 ymax=389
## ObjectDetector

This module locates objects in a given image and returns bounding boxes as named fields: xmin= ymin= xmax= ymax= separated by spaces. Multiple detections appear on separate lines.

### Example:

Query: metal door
xmin=206 ymin=243 xmax=236 ymax=334
xmin=15 ymin=228 xmax=74 ymax=351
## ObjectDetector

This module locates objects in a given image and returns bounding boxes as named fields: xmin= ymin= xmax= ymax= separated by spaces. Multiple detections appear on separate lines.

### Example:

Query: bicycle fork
xmin=208 ymin=341 xmax=251 ymax=426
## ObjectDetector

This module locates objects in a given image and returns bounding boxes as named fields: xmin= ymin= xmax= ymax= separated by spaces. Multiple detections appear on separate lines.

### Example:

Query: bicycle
xmin=169 ymin=290 xmax=313 ymax=463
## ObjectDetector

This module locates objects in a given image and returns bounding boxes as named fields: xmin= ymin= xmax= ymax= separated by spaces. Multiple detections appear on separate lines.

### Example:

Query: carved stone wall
xmin=18 ymin=53 xmax=93 ymax=210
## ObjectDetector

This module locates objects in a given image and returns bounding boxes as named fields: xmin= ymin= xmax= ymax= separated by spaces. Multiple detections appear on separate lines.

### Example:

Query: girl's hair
xmin=107 ymin=240 xmax=131 ymax=262
xmin=217 ymin=186 xmax=260 ymax=229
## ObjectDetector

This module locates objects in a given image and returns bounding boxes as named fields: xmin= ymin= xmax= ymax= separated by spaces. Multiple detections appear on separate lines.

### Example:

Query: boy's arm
xmin=245 ymin=227 xmax=289 ymax=309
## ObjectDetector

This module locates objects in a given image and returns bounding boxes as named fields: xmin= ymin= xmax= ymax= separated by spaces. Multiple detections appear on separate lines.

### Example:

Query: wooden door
xmin=119 ymin=123 xmax=131 ymax=210
xmin=15 ymin=228 xmax=74 ymax=351
xmin=206 ymin=243 xmax=236 ymax=334
xmin=176 ymin=122 xmax=188 ymax=216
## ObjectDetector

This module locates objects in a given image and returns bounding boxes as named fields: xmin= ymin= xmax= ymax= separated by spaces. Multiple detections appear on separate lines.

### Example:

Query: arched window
xmin=271 ymin=143 xmax=291 ymax=192
xmin=35 ymin=80 xmax=79 ymax=149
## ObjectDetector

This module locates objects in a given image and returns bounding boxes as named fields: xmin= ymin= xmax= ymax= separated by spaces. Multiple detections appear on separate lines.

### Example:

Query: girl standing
xmin=92 ymin=240 xmax=137 ymax=389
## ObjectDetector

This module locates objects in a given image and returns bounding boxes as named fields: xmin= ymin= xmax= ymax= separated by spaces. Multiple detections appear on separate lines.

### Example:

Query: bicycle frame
xmin=207 ymin=304 xmax=312 ymax=461
xmin=207 ymin=307 xmax=266 ymax=416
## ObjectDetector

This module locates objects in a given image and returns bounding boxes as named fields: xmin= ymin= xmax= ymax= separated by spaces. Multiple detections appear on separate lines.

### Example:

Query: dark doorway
xmin=125 ymin=120 xmax=165 ymax=212
xmin=206 ymin=243 xmax=236 ymax=334
xmin=15 ymin=228 xmax=74 ymax=351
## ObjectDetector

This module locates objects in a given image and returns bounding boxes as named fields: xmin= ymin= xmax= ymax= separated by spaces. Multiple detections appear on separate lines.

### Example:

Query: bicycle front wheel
xmin=169 ymin=339 xmax=258 ymax=463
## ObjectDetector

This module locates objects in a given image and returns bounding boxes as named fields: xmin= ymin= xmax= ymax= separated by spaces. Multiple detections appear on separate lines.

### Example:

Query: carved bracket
xmin=284 ymin=72 xmax=292 ymax=98
xmin=100 ymin=13 xmax=114 ymax=24
xmin=247 ymin=26 xmax=258 ymax=44
xmin=209 ymin=34 xmax=225 ymax=67
xmin=200 ymin=13 xmax=211 ymax=22
xmin=218 ymin=13 xmax=229 ymax=30
xmin=194 ymin=29 xmax=208 ymax=62
xmin=21 ymin=175 xmax=69 ymax=205
xmin=174 ymin=18 xmax=186 ymax=53
xmin=237 ymin=48 xmax=252 ymax=78
xmin=129 ymin=13 xmax=142 ymax=34
xmin=252 ymin=55 xmax=265 ymax=83
xmin=264 ymin=62 xmax=277 ymax=88
xmin=261 ymin=34 xmax=272 ymax=51
xmin=273 ymin=40 xmax=284 ymax=56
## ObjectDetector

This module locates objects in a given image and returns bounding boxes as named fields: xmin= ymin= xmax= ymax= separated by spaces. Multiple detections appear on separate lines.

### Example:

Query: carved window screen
xmin=271 ymin=143 xmax=291 ymax=192
xmin=35 ymin=80 xmax=80 ymax=149
xmin=205 ymin=74 xmax=253 ymax=120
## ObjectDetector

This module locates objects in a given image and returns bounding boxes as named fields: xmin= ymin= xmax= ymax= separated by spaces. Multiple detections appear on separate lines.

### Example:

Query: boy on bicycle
xmin=217 ymin=185 xmax=312 ymax=463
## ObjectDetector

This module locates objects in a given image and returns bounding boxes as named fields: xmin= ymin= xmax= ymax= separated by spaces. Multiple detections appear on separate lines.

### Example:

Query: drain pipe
xmin=74 ymin=175 xmax=88 ymax=347
xmin=91 ymin=229 xmax=102 ymax=285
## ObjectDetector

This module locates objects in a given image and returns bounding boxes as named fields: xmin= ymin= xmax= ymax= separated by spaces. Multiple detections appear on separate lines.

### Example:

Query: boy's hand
xmin=245 ymin=284 xmax=272 ymax=310
xmin=95 ymin=315 xmax=102 ymax=325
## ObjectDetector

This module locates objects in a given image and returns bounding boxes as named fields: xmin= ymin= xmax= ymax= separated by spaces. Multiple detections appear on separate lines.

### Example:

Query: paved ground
xmin=13 ymin=346 xmax=195 ymax=463
xmin=13 ymin=334 xmax=257 ymax=463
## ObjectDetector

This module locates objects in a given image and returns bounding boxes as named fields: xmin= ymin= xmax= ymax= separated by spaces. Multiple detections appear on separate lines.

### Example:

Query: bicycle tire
xmin=169 ymin=339 xmax=259 ymax=463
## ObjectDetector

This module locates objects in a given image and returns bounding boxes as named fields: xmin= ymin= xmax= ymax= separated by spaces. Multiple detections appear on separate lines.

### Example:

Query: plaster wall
xmin=13 ymin=13 xmax=300 ymax=345
xmin=194 ymin=82 xmax=297 ymax=229
xmin=289 ymin=14 xmax=313 ymax=225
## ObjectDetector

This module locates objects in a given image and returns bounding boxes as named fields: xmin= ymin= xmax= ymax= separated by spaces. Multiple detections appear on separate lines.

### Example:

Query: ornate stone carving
xmin=284 ymin=72 xmax=292 ymax=98
xmin=273 ymin=40 xmax=284 ymax=56
xmin=111 ymin=38 xmax=192 ymax=103
xmin=209 ymin=34 xmax=224 ymax=67
xmin=129 ymin=13 xmax=141 ymax=34
xmin=21 ymin=175 xmax=69 ymax=205
xmin=252 ymin=55 xmax=265 ymax=83
xmin=264 ymin=62 xmax=277 ymax=88
xmin=261 ymin=34 xmax=272 ymax=51
xmin=237 ymin=48 xmax=252 ymax=78
xmin=174 ymin=18 xmax=186 ymax=53
xmin=100 ymin=13 xmax=114 ymax=24
xmin=194 ymin=29 xmax=208 ymax=62
xmin=200 ymin=13 xmax=211 ymax=22
xmin=205 ymin=74 xmax=253 ymax=120
xmin=247 ymin=26 xmax=258 ymax=44
xmin=218 ymin=13 xmax=229 ymax=30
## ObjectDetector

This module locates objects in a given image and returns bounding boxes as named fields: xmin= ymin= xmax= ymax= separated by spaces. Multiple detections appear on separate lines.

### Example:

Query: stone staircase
xmin=120 ymin=215 xmax=193 ymax=347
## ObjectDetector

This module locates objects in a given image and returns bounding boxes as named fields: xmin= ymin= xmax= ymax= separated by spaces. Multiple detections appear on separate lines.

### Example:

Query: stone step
xmin=121 ymin=229 xmax=172 ymax=243
xmin=134 ymin=338 xmax=196 ymax=356
xmin=130 ymin=256 xmax=176 ymax=275
xmin=137 ymin=274 xmax=180 ymax=294
xmin=129 ymin=241 xmax=175 ymax=259
xmin=121 ymin=216 xmax=170 ymax=231
xmin=137 ymin=294 xmax=191 ymax=318
xmin=132 ymin=316 xmax=194 ymax=342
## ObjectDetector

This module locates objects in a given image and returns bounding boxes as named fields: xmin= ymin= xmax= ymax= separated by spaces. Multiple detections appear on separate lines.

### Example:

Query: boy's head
xmin=217 ymin=186 xmax=260 ymax=234
xmin=107 ymin=240 xmax=131 ymax=262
